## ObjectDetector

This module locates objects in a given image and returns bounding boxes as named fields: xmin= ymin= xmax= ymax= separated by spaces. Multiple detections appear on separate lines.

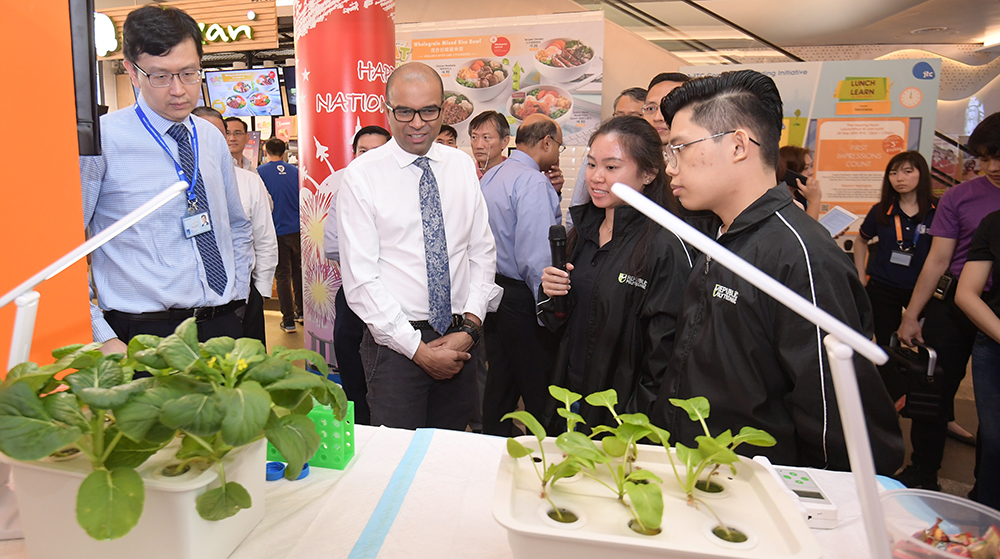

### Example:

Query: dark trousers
xmin=971 ymin=333 xmax=1000 ymax=508
xmin=482 ymin=275 xmax=559 ymax=437
xmin=106 ymin=307 xmax=244 ymax=379
xmin=866 ymin=279 xmax=913 ymax=347
xmin=909 ymin=293 xmax=978 ymax=474
xmin=241 ymin=284 xmax=266 ymax=345
xmin=334 ymin=286 xmax=370 ymax=424
xmin=361 ymin=328 xmax=478 ymax=431
xmin=275 ymin=233 xmax=303 ymax=323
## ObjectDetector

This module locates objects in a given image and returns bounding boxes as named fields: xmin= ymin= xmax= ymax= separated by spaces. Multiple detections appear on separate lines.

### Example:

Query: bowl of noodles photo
xmin=442 ymin=92 xmax=474 ymax=125
xmin=455 ymin=58 xmax=512 ymax=102
xmin=508 ymin=85 xmax=574 ymax=127
xmin=534 ymin=38 xmax=596 ymax=83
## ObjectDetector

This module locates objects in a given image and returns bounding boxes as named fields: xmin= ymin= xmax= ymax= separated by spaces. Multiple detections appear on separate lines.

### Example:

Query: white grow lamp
xmin=611 ymin=183 xmax=892 ymax=559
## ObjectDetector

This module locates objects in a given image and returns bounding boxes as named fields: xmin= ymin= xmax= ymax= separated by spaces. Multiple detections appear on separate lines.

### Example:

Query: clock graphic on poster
xmin=899 ymin=87 xmax=923 ymax=108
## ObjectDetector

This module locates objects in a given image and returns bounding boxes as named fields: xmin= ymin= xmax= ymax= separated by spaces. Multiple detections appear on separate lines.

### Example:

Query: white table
xmin=0 ymin=425 xmax=885 ymax=558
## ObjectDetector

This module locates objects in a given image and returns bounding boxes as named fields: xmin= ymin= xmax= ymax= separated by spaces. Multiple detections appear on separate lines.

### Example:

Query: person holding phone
xmin=779 ymin=145 xmax=822 ymax=220
xmin=854 ymin=151 xmax=937 ymax=346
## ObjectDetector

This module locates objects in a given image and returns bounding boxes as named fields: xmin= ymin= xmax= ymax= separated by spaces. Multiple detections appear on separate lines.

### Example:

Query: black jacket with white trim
xmin=650 ymin=185 xmax=904 ymax=474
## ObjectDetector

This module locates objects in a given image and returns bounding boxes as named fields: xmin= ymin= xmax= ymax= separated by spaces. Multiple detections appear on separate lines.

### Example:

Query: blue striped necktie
xmin=412 ymin=156 xmax=452 ymax=335
xmin=167 ymin=123 xmax=228 ymax=297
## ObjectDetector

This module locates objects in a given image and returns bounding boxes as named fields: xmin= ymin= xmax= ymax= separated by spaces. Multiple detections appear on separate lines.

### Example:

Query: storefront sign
xmin=96 ymin=0 xmax=278 ymax=60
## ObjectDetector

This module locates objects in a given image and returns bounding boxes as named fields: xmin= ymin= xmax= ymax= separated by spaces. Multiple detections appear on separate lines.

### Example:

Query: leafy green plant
xmin=665 ymin=397 xmax=775 ymax=540
xmin=0 ymin=318 xmax=347 ymax=540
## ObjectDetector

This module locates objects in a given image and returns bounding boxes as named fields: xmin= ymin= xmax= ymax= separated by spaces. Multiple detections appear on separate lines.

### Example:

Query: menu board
xmin=205 ymin=68 xmax=285 ymax=117
xmin=395 ymin=11 xmax=604 ymax=146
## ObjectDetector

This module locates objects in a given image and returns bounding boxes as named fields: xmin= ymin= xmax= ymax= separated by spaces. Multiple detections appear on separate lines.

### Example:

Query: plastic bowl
xmin=454 ymin=58 xmax=512 ymax=103
xmin=508 ymin=85 xmax=574 ymax=127
xmin=880 ymin=489 xmax=1000 ymax=558
xmin=533 ymin=38 xmax=595 ymax=83
xmin=442 ymin=91 xmax=475 ymax=138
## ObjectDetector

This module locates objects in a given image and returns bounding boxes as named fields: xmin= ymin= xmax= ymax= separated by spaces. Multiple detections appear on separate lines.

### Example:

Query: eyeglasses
xmin=548 ymin=135 xmax=566 ymax=153
xmin=665 ymin=131 xmax=761 ymax=169
xmin=133 ymin=63 xmax=202 ymax=88
xmin=226 ymin=130 xmax=247 ymax=137
xmin=386 ymin=104 xmax=442 ymax=123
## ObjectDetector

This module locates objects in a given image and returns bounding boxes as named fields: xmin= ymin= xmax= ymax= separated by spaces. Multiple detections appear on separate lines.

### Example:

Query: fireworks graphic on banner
xmin=300 ymin=189 xmax=334 ymax=261
xmin=303 ymin=259 xmax=340 ymax=327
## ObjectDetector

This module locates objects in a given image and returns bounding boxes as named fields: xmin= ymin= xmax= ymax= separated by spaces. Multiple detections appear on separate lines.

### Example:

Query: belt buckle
xmin=194 ymin=307 xmax=212 ymax=323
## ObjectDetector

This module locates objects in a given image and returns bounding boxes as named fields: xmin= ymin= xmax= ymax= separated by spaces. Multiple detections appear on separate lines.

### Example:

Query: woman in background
xmin=854 ymin=151 xmax=937 ymax=346
xmin=778 ymin=145 xmax=822 ymax=220
xmin=538 ymin=116 xmax=693 ymax=429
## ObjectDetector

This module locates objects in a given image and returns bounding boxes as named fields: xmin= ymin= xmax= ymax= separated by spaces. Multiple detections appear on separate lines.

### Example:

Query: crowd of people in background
xmin=84 ymin=5 xmax=1000 ymax=515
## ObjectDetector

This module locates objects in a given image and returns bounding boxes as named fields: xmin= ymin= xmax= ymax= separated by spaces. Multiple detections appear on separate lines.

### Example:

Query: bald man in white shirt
xmin=337 ymin=63 xmax=501 ymax=430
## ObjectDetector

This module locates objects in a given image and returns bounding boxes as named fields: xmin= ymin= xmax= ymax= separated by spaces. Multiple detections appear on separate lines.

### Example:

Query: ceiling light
xmin=910 ymin=27 xmax=948 ymax=34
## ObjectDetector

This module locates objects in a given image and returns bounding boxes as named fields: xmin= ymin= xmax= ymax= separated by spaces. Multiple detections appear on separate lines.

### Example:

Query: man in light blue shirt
xmin=80 ymin=6 xmax=253 ymax=354
xmin=480 ymin=114 xmax=563 ymax=436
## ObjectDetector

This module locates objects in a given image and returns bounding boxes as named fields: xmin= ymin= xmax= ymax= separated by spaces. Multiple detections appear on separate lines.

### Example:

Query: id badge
xmin=182 ymin=210 xmax=212 ymax=238
xmin=890 ymin=250 xmax=913 ymax=267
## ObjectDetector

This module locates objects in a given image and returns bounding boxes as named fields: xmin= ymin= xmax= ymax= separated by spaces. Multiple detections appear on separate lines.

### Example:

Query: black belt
xmin=410 ymin=314 xmax=463 ymax=331
xmin=106 ymin=299 xmax=246 ymax=323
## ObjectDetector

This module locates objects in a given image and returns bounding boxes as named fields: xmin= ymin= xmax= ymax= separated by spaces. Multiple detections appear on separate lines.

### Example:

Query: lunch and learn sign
xmin=95 ymin=0 xmax=278 ymax=60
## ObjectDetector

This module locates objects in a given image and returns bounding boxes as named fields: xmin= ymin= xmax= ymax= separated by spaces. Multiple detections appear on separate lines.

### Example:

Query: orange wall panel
xmin=0 ymin=1 xmax=92 ymax=372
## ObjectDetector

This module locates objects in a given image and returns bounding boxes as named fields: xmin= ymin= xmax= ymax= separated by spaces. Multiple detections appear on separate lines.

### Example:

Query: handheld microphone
xmin=548 ymin=224 xmax=568 ymax=318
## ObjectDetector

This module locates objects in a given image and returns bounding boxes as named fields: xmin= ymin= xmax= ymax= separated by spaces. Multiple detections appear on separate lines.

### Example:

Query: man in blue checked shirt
xmin=80 ymin=6 xmax=253 ymax=356
xmin=479 ymin=114 xmax=564 ymax=436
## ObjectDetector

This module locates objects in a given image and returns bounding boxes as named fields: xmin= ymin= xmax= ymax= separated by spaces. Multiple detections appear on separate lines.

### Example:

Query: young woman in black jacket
xmin=538 ymin=116 xmax=694 ymax=429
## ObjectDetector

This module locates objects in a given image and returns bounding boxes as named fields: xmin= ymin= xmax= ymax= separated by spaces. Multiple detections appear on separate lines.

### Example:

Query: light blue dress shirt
xmin=81 ymin=95 xmax=254 ymax=343
xmin=479 ymin=149 xmax=562 ymax=304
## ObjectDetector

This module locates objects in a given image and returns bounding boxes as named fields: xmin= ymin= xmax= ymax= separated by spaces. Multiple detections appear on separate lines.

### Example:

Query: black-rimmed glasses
xmin=133 ymin=63 xmax=202 ymax=88
xmin=386 ymin=104 xmax=442 ymax=123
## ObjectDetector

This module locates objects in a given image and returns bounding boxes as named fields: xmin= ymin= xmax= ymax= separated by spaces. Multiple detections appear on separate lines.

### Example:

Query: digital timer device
xmin=753 ymin=456 xmax=838 ymax=530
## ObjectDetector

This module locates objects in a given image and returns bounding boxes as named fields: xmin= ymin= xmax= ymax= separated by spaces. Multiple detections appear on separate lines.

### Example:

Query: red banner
xmin=294 ymin=0 xmax=394 ymax=365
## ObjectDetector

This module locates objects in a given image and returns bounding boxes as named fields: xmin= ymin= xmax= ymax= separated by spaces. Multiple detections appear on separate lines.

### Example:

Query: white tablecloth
xmin=0 ymin=425 xmax=887 ymax=559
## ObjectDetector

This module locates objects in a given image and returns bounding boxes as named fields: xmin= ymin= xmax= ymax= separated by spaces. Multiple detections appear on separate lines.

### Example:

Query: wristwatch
xmin=457 ymin=318 xmax=482 ymax=346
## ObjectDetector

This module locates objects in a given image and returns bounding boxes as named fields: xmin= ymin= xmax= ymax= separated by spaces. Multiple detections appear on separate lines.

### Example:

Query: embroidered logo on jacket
xmin=712 ymin=283 xmax=739 ymax=304
xmin=618 ymin=273 xmax=648 ymax=290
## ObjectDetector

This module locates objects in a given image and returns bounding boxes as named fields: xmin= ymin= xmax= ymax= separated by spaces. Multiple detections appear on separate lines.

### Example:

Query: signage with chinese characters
xmin=95 ymin=0 xmax=278 ymax=60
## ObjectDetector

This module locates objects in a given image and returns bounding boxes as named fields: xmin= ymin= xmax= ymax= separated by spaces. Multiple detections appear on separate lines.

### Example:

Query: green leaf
xmin=103 ymin=427 xmax=169 ymax=469
xmin=42 ymin=392 xmax=90 ymax=433
xmin=309 ymin=378 xmax=348 ymax=421
xmin=555 ymin=431 xmax=608 ymax=463
xmin=264 ymin=369 xmax=328 ymax=393
xmin=175 ymin=318 xmax=200 ymax=349
xmin=265 ymin=412 xmax=319 ymax=479
xmin=601 ymin=435 xmax=627 ymax=457
xmin=589 ymin=425 xmax=616 ymax=437
xmin=715 ymin=429 xmax=733 ymax=448
xmin=176 ymin=433 xmax=213 ymax=460
xmin=64 ymin=357 xmax=128 ymax=393
xmin=548 ymin=385 xmax=581 ymax=407
xmin=268 ymin=389 xmax=310 ymax=410
xmin=243 ymin=356 xmax=292 ymax=386
xmin=160 ymin=394 xmax=223 ymax=437
xmin=556 ymin=408 xmax=586 ymax=431
xmin=127 ymin=335 xmax=162 ymax=356
xmin=114 ymin=377 xmax=200 ymax=442
xmin=132 ymin=349 xmax=169 ymax=372
xmin=500 ymin=410 xmax=546 ymax=441
xmin=217 ymin=381 xmax=270 ymax=447
xmin=696 ymin=435 xmax=739 ymax=465
xmin=646 ymin=425 xmax=671 ymax=447
xmin=76 ymin=467 xmax=145 ymax=540
xmin=669 ymin=397 xmax=710 ymax=423
xmin=0 ymin=382 xmax=81 ymax=460
xmin=615 ymin=424 xmax=652 ymax=445
xmin=201 ymin=337 xmax=236 ymax=361
xmin=506 ymin=437 xmax=533 ymax=458
xmin=230 ymin=338 xmax=266 ymax=363
xmin=625 ymin=480 xmax=663 ymax=530
xmin=271 ymin=347 xmax=329 ymax=376
xmin=76 ymin=380 xmax=148 ymax=410
xmin=584 ymin=389 xmax=618 ymax=413
xmin=546 ymin=458 xmax=580 ymax=483
xmin=156 ymin=331 xmax=202 ymax=372
xmin=52 ymin=344 xmax=86 ymax=359
xmin=618 ymin=413 xmax=651 ymax=426
xmin=3 ymin=362 xmax=56 ymax=394
xmin=675 ymin=442 xmax=703 ymax=476
xmin=626 ymin=469 xmax=663 ymax=484
xmin=36 ymin=343 xmax=103 ymax=376
xmin=291 ymin=393 xmax=317 ymax=416
xmin=196 ymin=481 xmax=251 ymax=521
xmin=732 ymin=426 xmax=776 ymax=448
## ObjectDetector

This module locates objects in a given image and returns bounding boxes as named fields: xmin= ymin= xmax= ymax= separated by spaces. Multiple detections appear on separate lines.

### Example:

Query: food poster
xmin=683 ymin=59 xmax=941 ymax=218
xmin=395 ymin=11 xmax=604 ymax=146
xmin=255 ymin=118 xmax=273 ymax=141
xmin=206 ymin=68 xmax=284 ymax=117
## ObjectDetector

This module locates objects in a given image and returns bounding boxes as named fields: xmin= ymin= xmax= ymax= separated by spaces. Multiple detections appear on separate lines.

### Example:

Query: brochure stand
xmin=611 ymin=183 xmax=892 ymax=559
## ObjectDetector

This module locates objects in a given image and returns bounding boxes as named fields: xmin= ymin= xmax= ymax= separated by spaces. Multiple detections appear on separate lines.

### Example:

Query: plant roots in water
xmin=628 ymin=519 xmax=662 ymax=536
xmin=50 ymin=447 xmax=80 ymax=459
xmin=547 ymin=508 xmax=579 ymax=523
xmin=695 ymin=479 xmax=725 ymax=493
xmin=712 ymin=526 xmax=748 ymax=543
xmin=161 ymin=463 xmax=192 ymax=477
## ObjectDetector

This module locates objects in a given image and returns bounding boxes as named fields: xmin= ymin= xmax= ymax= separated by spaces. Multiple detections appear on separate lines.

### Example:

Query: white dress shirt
xmin=235 ymin=167 xmax=278 ymax=297
xmin=337 ymin=138 xmax=502 ymax=359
